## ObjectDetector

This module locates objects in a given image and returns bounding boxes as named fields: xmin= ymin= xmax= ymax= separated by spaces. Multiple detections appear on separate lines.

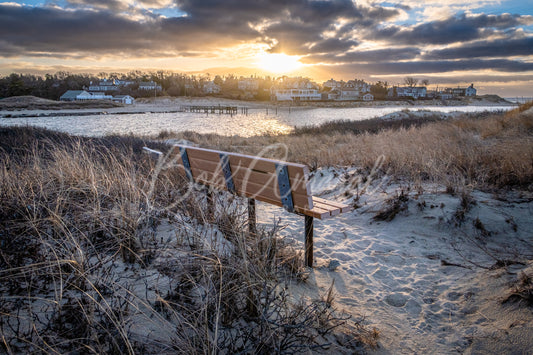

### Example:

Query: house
xmin=89 ymin=92 xmax=113 ymax=100
xmin=139 ymin=81 xmax=162 ymax=91
xmin=203 ymin=81 xmax=221 ymax=94
xmin=59 ymin=90 xmax=114 ymax=101
xmin=270 ymin=77 xmax=321 ymax=101
xmin=339 ymin=87 xmax=360 ymax=100
xmin=113 ymin=95 xmax=135 ymax=104
xmin=345 ymin=79 xmax=370 ymax=94
xmin=395 ymin=86 xmax=427 ymax=99
xmin=238 ymin=77 xmax=259 ymax=92
xmin=60 ymin=90 xmax=93 ymax=101
xmin=465 ymin=84 xmax=477 ymax=96
xmin=323 ymin=78 xmax=370 ymax=100
xmin=88 ymin=79 xmax=118 ymax=92
xmin=323 ymin=79 xmax=344 ymax=89
xmin=363 ymin=93 xmax=374 ymax=101
xmin=272 ymin=88 xmax=322 ymax=101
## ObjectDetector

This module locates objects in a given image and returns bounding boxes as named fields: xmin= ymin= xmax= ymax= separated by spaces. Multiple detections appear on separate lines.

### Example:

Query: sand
xmin=253 ymin=167 xmax=533 ymax=353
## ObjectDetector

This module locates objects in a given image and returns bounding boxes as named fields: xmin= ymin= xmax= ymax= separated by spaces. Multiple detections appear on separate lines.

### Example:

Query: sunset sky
xmin=1 ymin=0 xmax=532 ymax=96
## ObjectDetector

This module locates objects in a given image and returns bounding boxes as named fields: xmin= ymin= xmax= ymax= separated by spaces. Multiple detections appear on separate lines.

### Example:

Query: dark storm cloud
xmin=370 ymin=13 xmax=531 ymax=45
xmin=337 ymin=59 xmax=533 ymax=75
xmin=0 ymin=4 xmax=259 ymax=55
xmin=308 ymin=38 xmax=359 ymax=54
xmin=423 ymin=37 xmax=533 ymax=60
xmin=0 ymin=0 xmax=400 ymax=59
xmin=302 ymin=47 xmax=421 ymax=64
xmin=0 ymin=0 xmax=531 ymax=79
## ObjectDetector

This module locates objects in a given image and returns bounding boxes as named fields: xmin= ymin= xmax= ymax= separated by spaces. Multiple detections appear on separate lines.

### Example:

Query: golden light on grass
xmin=256 ymin=52 xmax=303 ymax=74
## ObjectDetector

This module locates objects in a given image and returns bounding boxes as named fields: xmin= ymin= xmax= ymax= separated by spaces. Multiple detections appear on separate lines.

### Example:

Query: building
xmin=238 ymin=77 xmax=259 ymax=92
xmin=138 ymin=81 xmax=162 ymax=91
xmin=323 ymin=78 xmax=370 ymax=100
xmin=88 ymin=79 xmax=118 ymax=92
xmin=59 ymin=90 xmax=93 ymax=101
xmin=465 ymin=84 xmax=477 ymax=96
xmin=60 ymin=90 xmax=122 ymax=102
xmin=89 ymin=92 xmax=113 ymax=100
xmin=113 ymin=95 xmax=135 ymax=104
xmin=271 ymin=77 xmax=321 ymax=101
xmin=363 ymin=93 xmax=374 ymax=101
xmin=203 ymin=81 xmax=221 ymax=94
xmin=272 ymin=88 xmax=322 ymax=101
xmin=395 ymin=86 xmax=427 ymax=99
xmin=323 ymin=78 xmax=344 ymax=89
xmin=338 ymin=87 xmax=360 ymax=100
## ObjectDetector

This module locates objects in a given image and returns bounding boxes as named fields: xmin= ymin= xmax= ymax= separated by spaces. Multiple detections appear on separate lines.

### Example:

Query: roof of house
xmin=60 ymin=90 xmax=87 ymax=99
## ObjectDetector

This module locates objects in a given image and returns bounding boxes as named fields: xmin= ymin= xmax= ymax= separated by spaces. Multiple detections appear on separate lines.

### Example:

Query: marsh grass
xmin=0 ymin=126 xmax=372 ymax=353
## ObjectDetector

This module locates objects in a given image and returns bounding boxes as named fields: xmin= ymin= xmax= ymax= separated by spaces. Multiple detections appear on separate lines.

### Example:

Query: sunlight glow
xmin=256 ymin=53 xmax=303 ymax=74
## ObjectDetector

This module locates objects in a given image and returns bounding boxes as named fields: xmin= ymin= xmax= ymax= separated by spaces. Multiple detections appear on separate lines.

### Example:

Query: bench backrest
xmin=170 ymin=145 xmax=313 ymax=211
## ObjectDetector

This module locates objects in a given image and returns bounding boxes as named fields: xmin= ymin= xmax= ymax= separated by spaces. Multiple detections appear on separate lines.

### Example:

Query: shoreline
xmin=1 ymin=95 xmax=516 ymax=119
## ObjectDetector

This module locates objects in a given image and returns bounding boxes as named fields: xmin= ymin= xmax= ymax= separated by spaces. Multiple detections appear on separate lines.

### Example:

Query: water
xmin=0 ymin=105 xmax=513 ymax=137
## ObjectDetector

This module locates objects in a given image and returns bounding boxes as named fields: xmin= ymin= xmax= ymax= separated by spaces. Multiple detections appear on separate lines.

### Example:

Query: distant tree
xmin=370 ymin=81 xmax=389 ymax=100
xmin=404 ymin=77 xmax=418 ymax=87
xmin=213 ymin=75 xmax=223 ymax=86
xmin=420 ymin=79 xmax=429 ymax=86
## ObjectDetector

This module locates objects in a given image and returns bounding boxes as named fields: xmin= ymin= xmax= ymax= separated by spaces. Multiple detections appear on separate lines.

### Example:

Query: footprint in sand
xmin=384 ymin=293 xmax=409 ymax=307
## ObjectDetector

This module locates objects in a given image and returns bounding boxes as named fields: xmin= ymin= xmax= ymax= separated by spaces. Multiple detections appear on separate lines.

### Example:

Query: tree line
xmin=0 ymin=71 xmax=274 ymax=101
xmin=0 ymin=71 xmax=420 ymax=101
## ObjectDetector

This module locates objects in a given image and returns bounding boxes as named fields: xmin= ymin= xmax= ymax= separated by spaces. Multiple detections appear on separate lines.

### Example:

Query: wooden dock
xmin=179 ymin=105 xmax=248 ymax=115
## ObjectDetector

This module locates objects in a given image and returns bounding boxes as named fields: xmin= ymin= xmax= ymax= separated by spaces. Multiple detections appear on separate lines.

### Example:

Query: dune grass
xmin=0 ymin=126 xmax=375 ymax=354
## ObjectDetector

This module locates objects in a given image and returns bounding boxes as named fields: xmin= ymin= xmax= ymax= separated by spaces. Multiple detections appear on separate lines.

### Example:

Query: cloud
xmin=327 ymin=59 xmax=533 ymax=75
xmin=0 ymin=0 xmax=531 ymax=85
xmin=302 ymin=47 xmax=421 ymax=64
xmin=423 ymin=37 xmax=533 ymax=60
xmin=369 ymin=13 xmax=532 ymax=45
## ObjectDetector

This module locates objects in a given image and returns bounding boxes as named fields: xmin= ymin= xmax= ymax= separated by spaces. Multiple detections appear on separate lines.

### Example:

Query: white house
xmin=203 ymin=81 xmax=221 ymax=94
xmin=272 ymin=88 xmax=321 ymax=101
xmin=88 ymin=79 xmax=118 ymax=92
xmin=238 ymin=77 xmax=259 ymax=92
xmin=323 ymin=78 xmax=344 ymax=89
xmin=465 ymin=84 xmax=477 ymax=96
xmin=60 ymin=90 xmax=118 ymax=102
xmin=89 ymin=92 xmax=113 ymax=100
xmin=339 ymin=87 xmax=360 ymax=100
xmin=396 ymin=86 xmax=427 ymax=99
xmin=139 ymin=81 xmax=162 ymax=91
xmin=271 ymin=77 xmax=321 ymax=101
xmin=113 ymin=95 xmax=135 ymax=104
xmin=363 ymin=93 xmax=374 ymax=101
xmin=60 ymin=90 xmax=93 ymax=101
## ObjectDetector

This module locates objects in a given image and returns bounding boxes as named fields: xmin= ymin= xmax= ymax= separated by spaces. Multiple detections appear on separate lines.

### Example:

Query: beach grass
xmin=0 ymin=126 xmax=375 ymax=353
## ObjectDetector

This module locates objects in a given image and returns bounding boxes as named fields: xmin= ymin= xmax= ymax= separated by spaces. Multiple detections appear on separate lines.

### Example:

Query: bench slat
xmin=312 ymin=196 xmax=354 ymax=214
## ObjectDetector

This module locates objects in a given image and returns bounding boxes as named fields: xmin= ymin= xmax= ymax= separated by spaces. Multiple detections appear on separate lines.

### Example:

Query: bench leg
xmin=248 ymin=198 xmax=257 ymax=237
xmin=305 ymin=215 xmax=314 ymax=267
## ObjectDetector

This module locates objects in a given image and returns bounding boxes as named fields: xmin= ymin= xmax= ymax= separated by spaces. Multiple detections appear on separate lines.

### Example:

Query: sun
xmin=256 ymin=53 xmax=303 ymax=74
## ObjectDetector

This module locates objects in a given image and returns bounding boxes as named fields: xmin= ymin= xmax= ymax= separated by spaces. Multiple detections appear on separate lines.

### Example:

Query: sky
xmin=0 ymin=0 xmax=532 ymax=96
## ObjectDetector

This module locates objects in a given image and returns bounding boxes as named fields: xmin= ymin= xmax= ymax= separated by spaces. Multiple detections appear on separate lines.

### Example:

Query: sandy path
xmin=256 ymin=167 xmax=533 ymax=354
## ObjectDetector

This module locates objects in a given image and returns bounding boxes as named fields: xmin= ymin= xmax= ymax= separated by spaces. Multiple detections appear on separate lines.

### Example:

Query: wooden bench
xmin=143 ymin=144 xmax=352 ymax=267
